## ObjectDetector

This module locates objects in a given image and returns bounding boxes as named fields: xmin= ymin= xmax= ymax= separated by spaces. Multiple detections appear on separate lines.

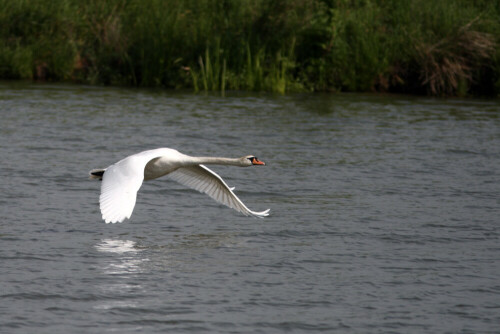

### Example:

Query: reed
xmin=190 ymin=41 xmax=226 ymax=93
xmin=0 ymin=0 xmax=499 ymax=96
xmin=380 ymin=0 xmax=499 ymax=96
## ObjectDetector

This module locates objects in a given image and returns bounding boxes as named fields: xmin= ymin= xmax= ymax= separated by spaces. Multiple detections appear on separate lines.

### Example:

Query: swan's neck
xmin=188 ymin=157 xmax=244 ymax=166
xmin=145 ymin=155 xmax=246 ymax=181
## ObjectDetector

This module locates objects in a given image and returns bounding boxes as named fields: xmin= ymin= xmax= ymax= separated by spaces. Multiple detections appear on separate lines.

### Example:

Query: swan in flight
xmin=89 ymin=148 xmax=270 ymax=223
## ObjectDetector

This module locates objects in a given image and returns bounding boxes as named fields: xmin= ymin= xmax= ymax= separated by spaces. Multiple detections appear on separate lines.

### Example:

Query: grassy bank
xmin=1 ymin=0 xmax=499 ymax=96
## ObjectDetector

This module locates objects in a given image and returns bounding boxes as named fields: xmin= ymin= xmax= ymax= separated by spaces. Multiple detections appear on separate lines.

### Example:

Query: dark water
xmin=1 ymin=82 xmax=499 ymax=333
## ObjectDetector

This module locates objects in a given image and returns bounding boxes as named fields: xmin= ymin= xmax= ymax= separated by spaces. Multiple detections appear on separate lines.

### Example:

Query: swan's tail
xmin=89 ymin=169 xmax=105 ymax=180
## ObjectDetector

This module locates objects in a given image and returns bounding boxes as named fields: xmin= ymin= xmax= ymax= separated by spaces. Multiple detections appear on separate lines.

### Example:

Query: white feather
xmin=92 ymin=148 xmax=270 ymax=223
xmin=99 ymin=149 xmax=167 ymax=223
xmin=168 ymin=165 xmax=269 ymax=218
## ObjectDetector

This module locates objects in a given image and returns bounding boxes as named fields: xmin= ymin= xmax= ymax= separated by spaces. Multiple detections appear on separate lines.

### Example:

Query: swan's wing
xmin=99 ymin=150 xmax=164 ymax=223
xmin=168 ymin=165 xmax=270 ymax=218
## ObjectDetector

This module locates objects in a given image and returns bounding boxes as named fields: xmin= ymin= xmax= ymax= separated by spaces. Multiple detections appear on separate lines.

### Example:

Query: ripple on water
xmin=0 ymin=85 xmax=499 ymax=333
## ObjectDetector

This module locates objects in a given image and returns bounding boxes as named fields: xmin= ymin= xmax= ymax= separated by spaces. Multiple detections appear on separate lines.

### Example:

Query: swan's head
xmin=242 ymin=155 xmax=266 ymax=166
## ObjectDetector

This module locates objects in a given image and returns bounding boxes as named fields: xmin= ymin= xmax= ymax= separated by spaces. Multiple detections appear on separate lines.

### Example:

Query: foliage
xmin=0 ymin=0 xmax=499 ymax=96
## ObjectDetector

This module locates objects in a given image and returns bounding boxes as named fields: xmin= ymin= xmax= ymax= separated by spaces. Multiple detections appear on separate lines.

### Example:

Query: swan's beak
xmin=252 ymin=158 xmax=265 ymax=165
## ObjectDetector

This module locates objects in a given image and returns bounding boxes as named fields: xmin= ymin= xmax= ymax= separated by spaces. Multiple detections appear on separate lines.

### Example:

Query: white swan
xmin=89 ymin=148 xmax=270 ymax=223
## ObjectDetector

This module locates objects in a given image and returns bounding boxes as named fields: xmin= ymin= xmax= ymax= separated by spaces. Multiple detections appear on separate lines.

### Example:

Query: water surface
xmin=1 ymin=83 xmax=499 ymax=333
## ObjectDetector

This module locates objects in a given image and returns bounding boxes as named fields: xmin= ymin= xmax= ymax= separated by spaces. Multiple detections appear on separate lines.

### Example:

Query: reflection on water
xmin=95 ymin=239 xmax=141 ymax=254
xmin=95 ymin=239 xmax=147 ymax=275
xmin=94 ymin=239 xmax=147 ymax=312
xmin=93 ymin=299 xmax=139 ymax=310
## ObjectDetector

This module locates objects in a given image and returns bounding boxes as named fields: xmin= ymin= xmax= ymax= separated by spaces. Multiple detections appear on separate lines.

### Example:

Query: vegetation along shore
xmin=1 ymin=0 xmax=499 ymax=96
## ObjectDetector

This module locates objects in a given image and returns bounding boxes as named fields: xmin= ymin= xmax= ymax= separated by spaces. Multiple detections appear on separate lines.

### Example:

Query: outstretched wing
xmin=168 ymin=165 xmax=270 ymax=218
xmin=99 ymin=150 xmax=165 ymax=223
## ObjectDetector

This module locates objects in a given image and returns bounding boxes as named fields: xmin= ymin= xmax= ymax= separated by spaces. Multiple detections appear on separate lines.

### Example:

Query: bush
xmin=0 ymin=0 xmax=498 ymax=96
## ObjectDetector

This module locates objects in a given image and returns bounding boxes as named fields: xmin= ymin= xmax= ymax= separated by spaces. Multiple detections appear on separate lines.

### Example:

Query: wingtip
xmin=103 ymin=219 xmax=123 ymax=224
xmin=102 ymin=214 xmax=126 ymax=224
xmin=251 ymin=208 xmax=270 ymax=218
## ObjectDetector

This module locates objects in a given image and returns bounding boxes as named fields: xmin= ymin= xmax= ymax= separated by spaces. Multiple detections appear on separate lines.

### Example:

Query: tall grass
xmin=378 ymin=0 xmax=499 ymax=96
xmin=0 ymin=0 xmax=499 ymax=96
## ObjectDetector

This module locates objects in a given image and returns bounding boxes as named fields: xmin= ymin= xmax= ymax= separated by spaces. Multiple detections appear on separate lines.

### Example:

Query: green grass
xmin=0 ymin=0 xmax=499 ymax=96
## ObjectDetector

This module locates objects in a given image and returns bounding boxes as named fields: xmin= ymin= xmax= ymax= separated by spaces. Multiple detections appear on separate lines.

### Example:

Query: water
xmin=1 ymin=82 xmax=499 ymax=333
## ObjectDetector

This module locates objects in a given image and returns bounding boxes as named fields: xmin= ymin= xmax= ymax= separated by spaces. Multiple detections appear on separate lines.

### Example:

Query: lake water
xmin=1 ymin=82 xmax=499 ymax=333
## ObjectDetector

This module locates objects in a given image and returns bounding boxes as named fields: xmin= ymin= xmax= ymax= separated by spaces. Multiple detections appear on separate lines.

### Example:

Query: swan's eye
xmin=248 ymin=157 xmax=255 ymax=162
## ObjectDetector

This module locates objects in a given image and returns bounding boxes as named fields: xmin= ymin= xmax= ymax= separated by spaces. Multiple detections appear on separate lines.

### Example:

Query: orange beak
xmin=252 ymin=157 xmax=265 ymax=165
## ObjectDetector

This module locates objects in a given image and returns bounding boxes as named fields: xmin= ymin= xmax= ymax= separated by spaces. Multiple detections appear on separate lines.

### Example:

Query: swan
xmin=89 ymin=148 xmax=270 ymax=223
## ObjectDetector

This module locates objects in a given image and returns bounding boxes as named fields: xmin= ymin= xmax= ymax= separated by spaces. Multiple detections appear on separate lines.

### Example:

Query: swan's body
xmin=90 ymin=148 xmax=269 ymax=223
